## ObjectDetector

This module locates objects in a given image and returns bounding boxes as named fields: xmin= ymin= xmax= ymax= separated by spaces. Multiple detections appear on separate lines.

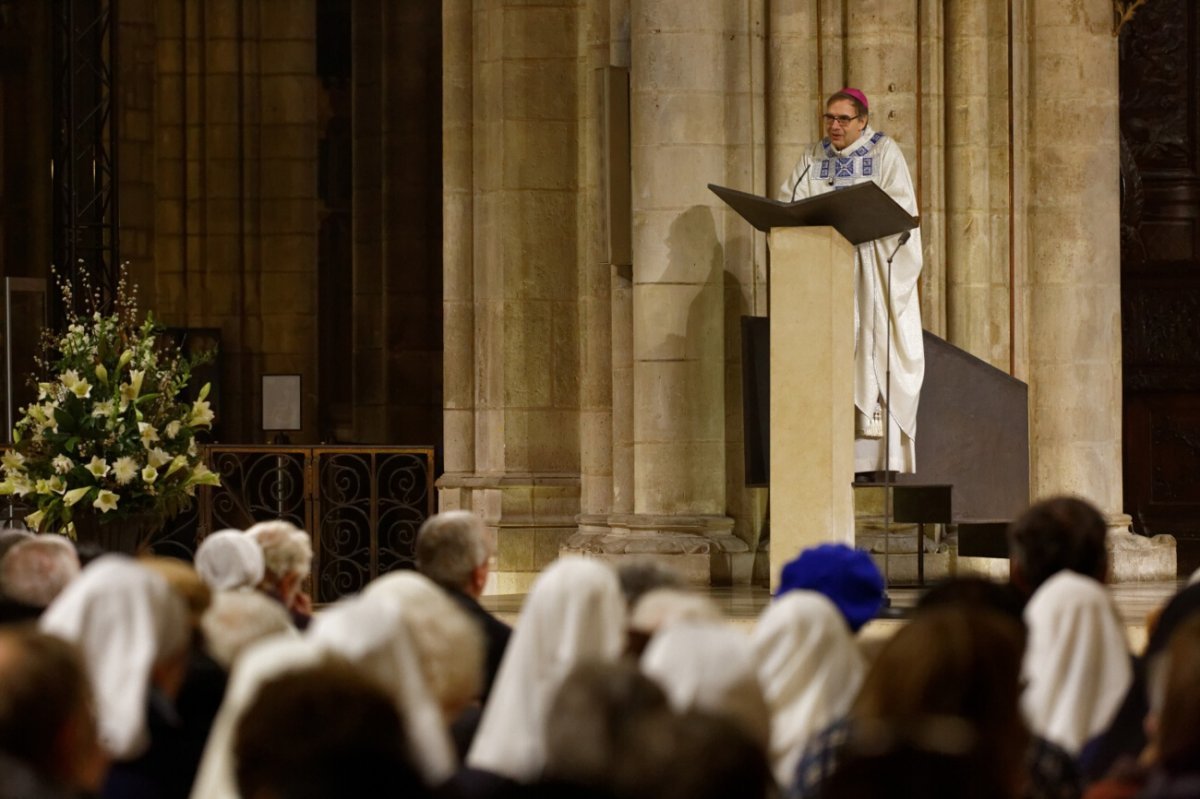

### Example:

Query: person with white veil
xmin=308 ymin=591 xmax=464 ymax=786
xmin=751 ymin=591 xmax=865 ymax=787
xmin=640 ymin=623 xmax=771 ymax=752
xmin=188 ymin=636 xmax=323 ymax=799
xmin=362 ymin=570 xmax=486 ymax=724
xmin=466 ymin=556 xmax=626 ymax=782
xmin=193 ymin=530 xmax=264 ymax=592
xmin=39 ymin=556 xmax=193 ymax=795
xmin=1021 ymin=570 xmax=1132 ymax=756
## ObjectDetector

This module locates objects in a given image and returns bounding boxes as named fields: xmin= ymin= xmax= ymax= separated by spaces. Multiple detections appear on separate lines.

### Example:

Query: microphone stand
xmin=881 ymin=230 xmax=911 ymax=594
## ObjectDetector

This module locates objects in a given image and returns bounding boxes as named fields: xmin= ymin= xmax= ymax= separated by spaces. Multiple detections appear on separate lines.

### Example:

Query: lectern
xmin=709 ymin=182 xmax=918 ymax=587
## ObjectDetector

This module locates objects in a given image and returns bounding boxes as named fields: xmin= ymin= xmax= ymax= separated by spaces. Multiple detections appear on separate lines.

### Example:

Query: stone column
xmin=609 ymin=0 xmax=635 ymax=519
xmin=945 ymin=0 xmax=1010 ymax=368
xmin=845 ymin=1 xmax=919 ymax=167
xmin=577 ymin=0 xmax=615 ymax=539
xmin=440 ymin=0 xmax=476 ymax=497
xmin=1023 ymin=0 xmax=1172 ymax=577
xmin=585 ymin=0 xmax=742 ymax=584
xmin=438 ymin=0 xmax=584 ymax=594
xmin=768 ymin=0 xmax=821 ymax=191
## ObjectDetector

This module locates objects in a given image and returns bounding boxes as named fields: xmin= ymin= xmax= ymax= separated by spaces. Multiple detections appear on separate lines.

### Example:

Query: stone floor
xmin=481 ymin=578 xmax=1188 ymax=655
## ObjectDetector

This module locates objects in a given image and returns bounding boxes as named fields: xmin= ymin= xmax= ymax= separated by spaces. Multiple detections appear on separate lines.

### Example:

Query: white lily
xmin=93 ymin=490 xmax=119 ymax=513
xmin=146 ymin=447 xmax=171 ymax=469
xmin=138 ymin=422 xmax=160 ymax=447
xmin=189 ymin=399 xmax=214 ymax=427
xmin=62 ymin=486 xmax=91 ymax=506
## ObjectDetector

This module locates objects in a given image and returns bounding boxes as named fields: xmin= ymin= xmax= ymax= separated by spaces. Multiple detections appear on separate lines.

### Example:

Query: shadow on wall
xmin=637 ymin=205 xmax=725 ymax=515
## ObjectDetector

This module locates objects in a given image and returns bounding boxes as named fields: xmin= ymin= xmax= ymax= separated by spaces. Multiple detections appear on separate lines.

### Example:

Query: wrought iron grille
xmin=101 ymin=445 xmax=435 ymax=603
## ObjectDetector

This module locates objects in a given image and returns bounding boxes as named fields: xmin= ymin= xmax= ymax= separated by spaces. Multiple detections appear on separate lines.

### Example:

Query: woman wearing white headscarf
xmin=466 ymin=556 xmax=626 ymax=782
xmin=364 ymin=570 xmax=486 ymax=721
xmin=39 ymin=556 xmax=191 ymax=764
xmin=193 ymin=530 xmax=264 ymax=592
xmin=751 ymin=591 xmax=865 ymax=787
xmin=641 ymin=623 xmax=771 ymax=751
xmin=308 ymin=592 xmax=461 ymax=785
xmin=1021 ymin=570 xmax=1132 ymax=755
xmin=188 ymin=636 xmax=323 ymax=799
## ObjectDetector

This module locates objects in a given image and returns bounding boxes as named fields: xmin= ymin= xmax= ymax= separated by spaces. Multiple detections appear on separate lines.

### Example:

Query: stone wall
xmin=118 ymin=0 xmax=321 ymax=444
xmin=442 ymin=0 xmax=1169 ymax=586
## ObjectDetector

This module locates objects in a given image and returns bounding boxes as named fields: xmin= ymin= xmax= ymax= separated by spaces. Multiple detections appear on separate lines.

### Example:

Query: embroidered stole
xmin=817 ymin=131 xmax=886 ymax=190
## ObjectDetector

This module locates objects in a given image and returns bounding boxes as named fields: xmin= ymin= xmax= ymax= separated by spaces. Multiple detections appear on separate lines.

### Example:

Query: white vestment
xmin=779 ymin=126 xmax=925 ymax=472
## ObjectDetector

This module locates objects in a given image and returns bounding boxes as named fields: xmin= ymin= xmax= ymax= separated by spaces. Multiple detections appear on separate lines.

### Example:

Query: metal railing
xmin=138 ymin=445 xmax=437 ymax=603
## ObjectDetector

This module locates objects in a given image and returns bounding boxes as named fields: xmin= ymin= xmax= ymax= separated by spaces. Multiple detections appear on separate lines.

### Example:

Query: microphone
xmin=887 ymin=231 xmax=912 ymax=263
xmin=789 ymin=162 xmax=811 ymax=202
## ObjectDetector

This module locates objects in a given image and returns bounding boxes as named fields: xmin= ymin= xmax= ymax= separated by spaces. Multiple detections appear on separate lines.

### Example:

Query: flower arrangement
xmin=0 ymin=269 xmax=220 ymax=536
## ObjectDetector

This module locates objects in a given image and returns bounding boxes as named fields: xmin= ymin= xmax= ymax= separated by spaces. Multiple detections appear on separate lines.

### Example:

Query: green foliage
xmin=0 ymin=267 xmax=220 ymax=536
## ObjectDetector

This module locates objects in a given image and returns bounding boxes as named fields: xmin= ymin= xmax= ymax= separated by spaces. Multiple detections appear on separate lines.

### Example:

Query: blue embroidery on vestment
xmin=818 ymin=131 xmax=887 ymax=187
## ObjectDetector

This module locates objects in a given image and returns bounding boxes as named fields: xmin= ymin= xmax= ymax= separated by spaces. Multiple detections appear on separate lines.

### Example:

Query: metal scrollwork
xmin=133 ymin=445 xmax=435 ymax=603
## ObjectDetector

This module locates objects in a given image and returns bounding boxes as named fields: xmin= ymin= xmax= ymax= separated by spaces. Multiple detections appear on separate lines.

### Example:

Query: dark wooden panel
xmin=1119 ymin=0 xmax=1194 ymax=174
xmin=1125 ymin=395 xmax=1200 ymax=534
xmin=1141 ymin=220 xmax=1196 ymax=262
xmin=1121 ymin=0 xmax=1200 ymax=560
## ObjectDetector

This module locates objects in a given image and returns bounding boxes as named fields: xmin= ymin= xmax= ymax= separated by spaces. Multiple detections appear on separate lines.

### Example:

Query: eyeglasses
xmin=823 ymin=114 xmax=861 ymax=125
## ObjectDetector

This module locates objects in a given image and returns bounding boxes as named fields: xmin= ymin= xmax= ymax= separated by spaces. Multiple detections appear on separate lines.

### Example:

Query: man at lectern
xmin=778 ymin=88 xmax=924 ymax=474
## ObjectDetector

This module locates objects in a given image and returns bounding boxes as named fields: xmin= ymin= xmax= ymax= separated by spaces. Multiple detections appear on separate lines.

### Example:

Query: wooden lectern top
xmin=708 ymin=182 xmax=918 ymax=245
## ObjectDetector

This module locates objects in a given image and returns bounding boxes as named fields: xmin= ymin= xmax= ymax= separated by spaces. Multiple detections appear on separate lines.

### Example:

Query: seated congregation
xmin=0 ymin=499 xmax=1198 ymax=799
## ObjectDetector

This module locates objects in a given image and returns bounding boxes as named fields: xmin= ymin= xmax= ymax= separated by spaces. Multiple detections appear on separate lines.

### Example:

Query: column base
xmin=1106 ymin=513 xmax=1177 ymax=582
xmin=562 ymin=513 xmax=750 ymax=586
xmin=437 ymin=472 xmax=580 ymax=594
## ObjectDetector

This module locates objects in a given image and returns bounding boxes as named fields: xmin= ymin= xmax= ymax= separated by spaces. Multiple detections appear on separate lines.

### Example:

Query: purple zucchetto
xmin=836 ymin=87 xmax=869 ymax=111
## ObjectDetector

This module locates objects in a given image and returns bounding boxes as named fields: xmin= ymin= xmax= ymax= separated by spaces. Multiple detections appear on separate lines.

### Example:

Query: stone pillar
xmin=570 ymin=0 xmax=744 ymax=584
xmin=438 ymin=0 xmax=583 ymax=594
xmin=845 ymin=1 xmax=919 ymax=163
xmin=577 ymin=0 xmax=615 ymax=539
xmin=1023 ymin=0 xmax=1173 ymax=578
xmin=440 ymin=0 xmax=476 ymax=499
xmin=945 ymin=0 xmax=1010 ymax=368
xmin=768 ymin=1 xmax=821 ymax=191
xmin=609 ymin=0 xmax=635 ymax=520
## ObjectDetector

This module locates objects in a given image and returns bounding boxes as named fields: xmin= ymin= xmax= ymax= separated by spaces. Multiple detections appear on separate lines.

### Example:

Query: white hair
xmin=244 ymin=520 xmax=312 ymax=580
xmin=195 ymin=530 xmax=265 ymax=591
xmin=200 ymin=590 xmax=296 ymax=670
xmin=0 ymin=534 xmax=81 ymax=608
